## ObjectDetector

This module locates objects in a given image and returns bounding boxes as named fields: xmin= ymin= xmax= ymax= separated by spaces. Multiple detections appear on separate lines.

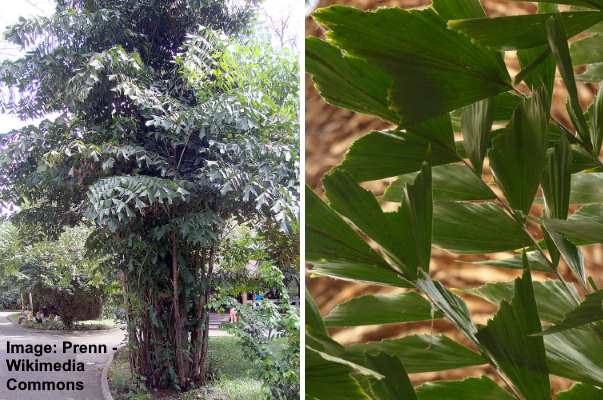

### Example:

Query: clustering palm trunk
xmin=121 ymin=237 xmax=217 ymax=391
xmin=171 ymin=232 xmax=188 ymax=387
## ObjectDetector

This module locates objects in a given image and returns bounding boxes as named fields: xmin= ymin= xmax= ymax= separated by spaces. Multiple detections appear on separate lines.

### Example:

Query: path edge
xmin=101 ymin=347 xmax=118 ymax=400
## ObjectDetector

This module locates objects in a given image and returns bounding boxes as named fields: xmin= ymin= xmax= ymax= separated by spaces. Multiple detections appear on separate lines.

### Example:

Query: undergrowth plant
xmin=305 ymin=0 xmax=603 ymax=398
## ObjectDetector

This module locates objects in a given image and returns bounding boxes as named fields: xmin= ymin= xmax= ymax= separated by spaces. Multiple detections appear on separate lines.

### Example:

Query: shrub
xmin=33 ymin=277 xmax=104 ymax=328
xmin=224 ymin=265 xmax=299 ymax=400
xmin=228 ymin=300 xmax=299 ymax=400
xmin=306 ymin=1 xmax=603 ymax=399
xmin=0 ymin=286 xmax=20 ymax=310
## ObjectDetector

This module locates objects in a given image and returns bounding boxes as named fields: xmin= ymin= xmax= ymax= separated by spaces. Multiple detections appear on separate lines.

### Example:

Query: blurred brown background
xmin=305 ymin=0 xmax=603 ymax=391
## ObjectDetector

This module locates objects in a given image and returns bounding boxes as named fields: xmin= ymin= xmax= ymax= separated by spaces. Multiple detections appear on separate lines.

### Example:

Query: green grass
xmin=205 ymin=337 xmax=264 ymax=399
xmin=109 ymin=350 xmax=147 ymax=400
xmin=7 ymin=312 xmax=116 ymax=330
xmin=109 ymin=337 xmax=264 ymax=400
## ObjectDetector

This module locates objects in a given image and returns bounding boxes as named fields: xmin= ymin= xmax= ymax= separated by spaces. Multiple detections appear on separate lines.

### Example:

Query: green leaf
xmin=364 ymin=353 xmax=417 ymax=400
xmin=545 ymin=213 xmax=563 ymax=271
xmin=557 ymin=383 xmax=603 ymax=399
xmin=590 ymin=21 xmax=603 ymax=32
xmin=591 ymin=82 xmax=603 ymax=154
xmin=451 ymin=92 xmax=521 ymax=131
xmin=545 ymin=328 xmax=603 ymax=386
xmin=567 ymin=173 xmax=603 ymax=204
xmin=305 ymin=37 xmax=400 ymax=124
xmin=306 ymin=330 xmax=345 ymax=358
xmin=547 ymin=14 xmax=592 ymax=148
xmin=537 ymin=290 xmax=603 ymax=334
xmin=571 ymin=144 xmax=602 ymax=171
xmin=305 ymin=185 xmax=392 ymax=276
xmin=417 ymin=272 xmax=479 ymax=343
xmin=544 ymin=204 xmax=603 ymax=243
xmin=461 ymin=98 xmax=494 ymax=173
xmin=488 ymin=88 xmax=548 ymax=215
xmin=571 ymin=34 xmax=603 ymax=65
xmin=448 ymin=11 xmax=603 ymax=50
xmin=415 ymin=377 xmax=515 ymax=400
xmin=323 ymin=166 xmax=431 ymax=280
xmin=306 ymin=347 xmax=376 ymax=400
xmin=516 ymin=3 xmax=558 ymax=101
xmin=407 ymin=113 xmax=456 ymax=151
xmin=472 ymin=251 xmax=551 ymax=272
xmin=508 ymin=0 xmax=603 ymax=8
xmin=515 ymin=48 xmax=554 ymax=91
xmin=323 ymin=169 xmax=411 ymax=275
xmin=402 ymin=161 xmax=433 ymax=277
xmin=433 ymin=201 xmax=532 ymax=253
xmin=383 ymin=164 xmax=495 ymax=203
xmin=306 ymin=288 xmax=327 ymax=336
xmin=546 ymin=227 xmax=585 ymax=283
xmin=324 ymin=292 xmax=442 ymax=327
xmin=577 ymin=62 xmax=603 ymax=81
xmin=476 ymin=265 xmax=551 ymax=400
xmin=471 ymin=278 xmax=603 ymax=385
xmin=518 ymin=45 xmax=556 ymax=105
xmin=314 ymin=6 xmax=511 ymax=124
xmin=309 ymin=263 xmax=413 ymax=289
xmin=467 ymin=279 xmax=579 ymax=323
xmin=432 ymin=0 xmax=486 ymax=20
xmin=338 ymin=131 xmax=458 ymax=182
xmin=542 ymin=135 xmax=572 ymax=219
xmin=345 ymin=334 xmax=487 ymax=373
xmin=548 ymin=121 xmax=581 ymax=145
xmin=305 ymin=291 xmax=347 ymax=357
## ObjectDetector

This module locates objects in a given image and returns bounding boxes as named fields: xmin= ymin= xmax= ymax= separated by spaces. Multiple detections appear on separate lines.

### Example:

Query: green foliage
xmin=488 ymin=88 xmax=549 ymax=215
xmin=476 ymin=264 xmax=550 ymax=400
xmin=212 ymin=225 xmax=297 ymax=303
xmin=227 ymin=269 xmax=299 ymax=400
xmin=33 ymin=278 xmax=104 ymax=328
xmin=306 ymin=0 xmax=603 ymax=398
xmin=448 ymin=11 xmax=603 ymax=50
xmin=461 ymin=98 xmax=494 ymax=174
xmin=109 ymin=338 xmax=264 ymax=400
xmin=537 ymin=289 xmax=603 ymax=334
xmin=337 ymin=130 xmax=458 ymax=183
xmin=0 ymin=0 xmax=298 ymax=392
xmin=383 ymin=164 xmax=495 ymax=202
xmin=312 ymin=6 xmax=510 ymax=124
xmin=323 ymin=292 xmax=442 ymax=327
xmin=345 ymin=335 xmax=486 ymax=373
xmin=0 ymin=224 xmax=108 ymax=325
xmin=0 ymin=286 xmax=20 ymax=310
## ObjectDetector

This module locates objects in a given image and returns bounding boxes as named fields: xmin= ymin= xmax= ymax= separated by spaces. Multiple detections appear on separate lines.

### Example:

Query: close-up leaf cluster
xmin=305 ymin=0 xmax=603 ymax=398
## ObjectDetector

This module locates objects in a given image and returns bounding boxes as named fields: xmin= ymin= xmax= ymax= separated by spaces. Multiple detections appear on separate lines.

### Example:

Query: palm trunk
xmin=120 ymin=271 xmax=138 ymax=379
xmin=171 ymin=232 xmax=187 ymax=389
xmin=197 ymin=246 xmax=215 ymax=383
xmin=191 ymin=251 xmax=206 ymax=382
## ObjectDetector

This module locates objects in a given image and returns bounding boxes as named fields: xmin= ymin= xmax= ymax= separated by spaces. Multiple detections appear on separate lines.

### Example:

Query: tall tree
xmin=0 ymin=0 xmax=299 ymax=390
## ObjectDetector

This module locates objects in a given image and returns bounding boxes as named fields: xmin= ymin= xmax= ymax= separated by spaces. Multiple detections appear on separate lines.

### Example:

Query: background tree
xmin=0 ymin=224 xmax=106 ymax=326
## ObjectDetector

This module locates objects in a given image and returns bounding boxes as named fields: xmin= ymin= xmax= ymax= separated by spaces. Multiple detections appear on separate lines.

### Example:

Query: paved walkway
xmin=0 ymin=311 xmax=124 ymax=400
xmin=0 ymin=311 xmax=231 ymax=400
